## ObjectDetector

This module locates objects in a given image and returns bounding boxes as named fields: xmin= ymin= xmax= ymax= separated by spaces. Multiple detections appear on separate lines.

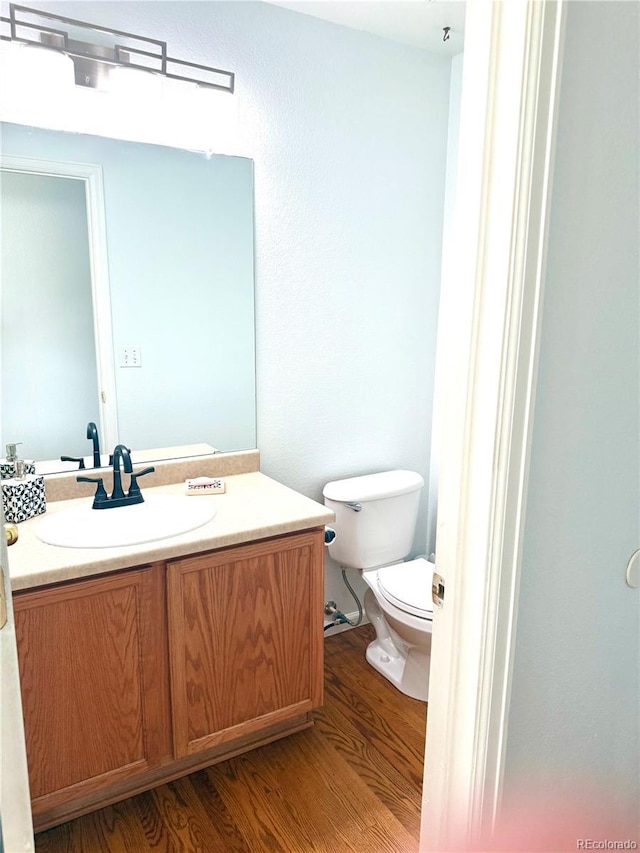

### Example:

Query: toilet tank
xmin=323 ymin=470 xmax=424 ymax=569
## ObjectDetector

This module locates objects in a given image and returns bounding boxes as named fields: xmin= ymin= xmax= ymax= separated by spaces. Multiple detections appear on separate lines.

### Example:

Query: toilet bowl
xmin=323 ymin=470 xmax=434 ymax=702
xmin=361 ymin=558 xmax=434 ymax=701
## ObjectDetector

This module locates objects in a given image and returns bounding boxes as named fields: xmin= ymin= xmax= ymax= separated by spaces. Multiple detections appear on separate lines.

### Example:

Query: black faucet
xmin=77 ymin=444 xmax=155 ymax=509
xmin=86 ymin=422 xmax=101 ymax=468
xmin=111 ymin=444 xmax=132 ymax=500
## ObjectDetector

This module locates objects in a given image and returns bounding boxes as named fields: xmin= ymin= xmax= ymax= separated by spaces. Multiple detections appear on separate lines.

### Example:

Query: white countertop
xmin=9 ymin=472 xmax=334 ymax=592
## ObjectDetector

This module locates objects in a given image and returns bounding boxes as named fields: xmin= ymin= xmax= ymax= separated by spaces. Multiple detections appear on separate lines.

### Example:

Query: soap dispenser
xmin=1 ymin=455 xmax=46 ymax=523
xmin=1 ymin=443 xmax=36 ymax=479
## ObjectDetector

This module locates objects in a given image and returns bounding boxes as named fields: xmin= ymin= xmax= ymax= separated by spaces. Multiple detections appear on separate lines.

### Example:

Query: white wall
xmin=22 ymin=1 xmax=453 ymax=610
xmin=502 ymin=1 xmax=639 ymax=839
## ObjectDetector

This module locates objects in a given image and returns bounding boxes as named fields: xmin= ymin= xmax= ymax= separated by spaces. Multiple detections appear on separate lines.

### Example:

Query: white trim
xmin=83 ymin=164 xmax=119 ymax=450
xmin=420 ymin=2 xmax=565 ymax=850
xmin=476 ymin=4 xmax=567 ymax=831
xmin=0 ymin=155 xmax=119 ymax=450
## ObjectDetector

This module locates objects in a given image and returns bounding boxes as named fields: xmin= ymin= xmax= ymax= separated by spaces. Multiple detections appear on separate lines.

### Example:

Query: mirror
xmin=0 ymin=122 xmax=256 ymax=473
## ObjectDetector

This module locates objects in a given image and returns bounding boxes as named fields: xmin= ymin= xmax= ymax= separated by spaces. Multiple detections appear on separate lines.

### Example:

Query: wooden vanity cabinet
xmin=13 ymin=528 xmax=324 ymax=831
xmin=167 ymin=530 xmax=324 ymax=757
xmin=13 ymin=564 xmax=169 ymax=817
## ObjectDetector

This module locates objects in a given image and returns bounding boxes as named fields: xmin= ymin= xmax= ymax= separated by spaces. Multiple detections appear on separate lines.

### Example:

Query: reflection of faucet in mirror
xmin=60 ymin=454 xmax=86 ymax=470
xmin=86 ymin=422 xmax=101 ymax=468
xmin=59 ymin=421 xmax=102 ymax=470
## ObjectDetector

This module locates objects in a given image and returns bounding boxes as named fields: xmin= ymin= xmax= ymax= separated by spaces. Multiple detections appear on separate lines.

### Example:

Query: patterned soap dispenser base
xmin=1 ymin=457 xmax=46 ymax=523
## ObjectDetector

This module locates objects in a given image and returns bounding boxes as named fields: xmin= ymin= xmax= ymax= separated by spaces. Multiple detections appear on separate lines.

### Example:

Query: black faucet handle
xmin=61 ymin=455 xmax=86 ymax=470
xmin=77 ymin=476 xmax=108 ymax=508
xmin=128 ymin=467 xmax=155 ymax=500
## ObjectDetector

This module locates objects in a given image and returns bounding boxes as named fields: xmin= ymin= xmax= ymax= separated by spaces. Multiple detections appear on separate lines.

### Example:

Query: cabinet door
xmin=14 ymin=565 xmax=169 ymax=811
xmin=167 ymin=530 xmax=324 ymax=758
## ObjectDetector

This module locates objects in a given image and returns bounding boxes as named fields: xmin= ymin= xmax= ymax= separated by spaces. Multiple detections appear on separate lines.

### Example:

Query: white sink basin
xmin=35 ymin=495 xmax=217 ymax=548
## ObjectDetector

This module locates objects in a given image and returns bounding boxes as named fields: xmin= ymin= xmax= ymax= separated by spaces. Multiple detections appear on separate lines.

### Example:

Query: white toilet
xmin=323 ymin=470 xmax=434 ymax=702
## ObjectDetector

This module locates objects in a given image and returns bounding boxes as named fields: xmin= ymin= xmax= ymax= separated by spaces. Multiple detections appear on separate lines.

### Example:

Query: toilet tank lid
xmin=323 ymin=470 xmax=424 ymax=503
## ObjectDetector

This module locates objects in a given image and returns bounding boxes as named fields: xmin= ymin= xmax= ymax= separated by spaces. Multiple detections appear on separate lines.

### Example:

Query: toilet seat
xmin=377 ymin=558 xmax=434 ymax=619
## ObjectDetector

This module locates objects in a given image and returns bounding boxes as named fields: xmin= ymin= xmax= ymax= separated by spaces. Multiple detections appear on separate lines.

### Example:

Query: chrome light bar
xmin=0 ymin=4 xmax=235 ymax=92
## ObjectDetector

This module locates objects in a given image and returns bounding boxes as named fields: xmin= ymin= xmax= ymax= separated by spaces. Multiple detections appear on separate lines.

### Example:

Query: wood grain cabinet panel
xmin=167 ymin=530 xmax=324 ymax=757
xmin=13 ymin=528 xmax=324 ymax=831
xmin=13 ymin=564 xmax=168 ymax=812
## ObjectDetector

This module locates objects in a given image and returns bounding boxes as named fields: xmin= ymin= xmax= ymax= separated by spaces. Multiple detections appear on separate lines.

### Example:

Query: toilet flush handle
xmin=345 ymin=502 xmax=362 ymax=512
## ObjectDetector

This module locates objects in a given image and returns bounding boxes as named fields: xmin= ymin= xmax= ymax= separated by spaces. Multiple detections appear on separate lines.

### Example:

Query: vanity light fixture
xmin=0 ymin=4 xmax=235 ymax=93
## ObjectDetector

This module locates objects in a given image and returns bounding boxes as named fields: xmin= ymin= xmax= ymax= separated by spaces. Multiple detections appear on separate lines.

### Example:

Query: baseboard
xmin=323 ymin=611 xmax=369 ymax=637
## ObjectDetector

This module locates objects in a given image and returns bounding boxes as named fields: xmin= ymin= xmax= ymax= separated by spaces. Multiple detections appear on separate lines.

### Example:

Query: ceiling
xmin=263 ymin=1 xmax=466 ymax=55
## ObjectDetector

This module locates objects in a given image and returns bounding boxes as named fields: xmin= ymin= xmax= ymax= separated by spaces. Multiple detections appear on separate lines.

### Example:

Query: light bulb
xmin=17 ymin=44 xmax=76 ymax=91
xmin=106 ymin=65 xmax=163 ymax=99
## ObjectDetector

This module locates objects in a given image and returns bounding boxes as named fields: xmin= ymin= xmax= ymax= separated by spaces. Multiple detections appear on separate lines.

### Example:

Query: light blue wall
xmin=20 ymin=1 xmax=453 ymax=609
xmin=503 ymin=1 xmax=639 ymax=838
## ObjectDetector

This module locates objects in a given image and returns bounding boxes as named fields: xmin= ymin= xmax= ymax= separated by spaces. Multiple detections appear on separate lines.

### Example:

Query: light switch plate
xmin=120 ymin=346 xmax=142 ymax=367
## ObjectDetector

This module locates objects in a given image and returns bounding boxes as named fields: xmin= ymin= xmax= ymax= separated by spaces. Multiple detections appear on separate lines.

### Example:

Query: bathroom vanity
xmin=8 ymin=451 xmax=333 ymax=831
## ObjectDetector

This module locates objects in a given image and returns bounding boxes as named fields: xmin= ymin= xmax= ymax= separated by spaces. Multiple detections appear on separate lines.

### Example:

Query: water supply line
xmin=323 ymin=574 xmax=363 ymax=631
xmin=323 ymin=525 xmax=364 ymax=632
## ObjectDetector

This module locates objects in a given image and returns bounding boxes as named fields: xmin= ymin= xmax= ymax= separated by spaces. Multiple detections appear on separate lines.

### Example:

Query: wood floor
xmin=34 ymin=624 xmax=427 ymax=853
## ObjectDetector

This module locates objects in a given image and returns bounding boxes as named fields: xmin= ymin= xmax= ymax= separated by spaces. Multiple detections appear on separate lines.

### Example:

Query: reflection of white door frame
xmin=421 ymin=2 xmax=566 ymax=850
xmin=0 ymin=155 xmax=118 ymax=451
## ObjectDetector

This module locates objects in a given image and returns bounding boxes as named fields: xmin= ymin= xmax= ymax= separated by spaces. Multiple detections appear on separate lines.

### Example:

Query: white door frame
xmin=421 ymin=1 xmax=566 ymax=849
xmin=0 ymin=155 xmax=119 ymax=451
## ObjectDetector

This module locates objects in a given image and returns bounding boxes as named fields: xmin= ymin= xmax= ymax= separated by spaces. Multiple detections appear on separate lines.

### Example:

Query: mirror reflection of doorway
xmin=0 ymin=170 xmax=101 ymax=461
